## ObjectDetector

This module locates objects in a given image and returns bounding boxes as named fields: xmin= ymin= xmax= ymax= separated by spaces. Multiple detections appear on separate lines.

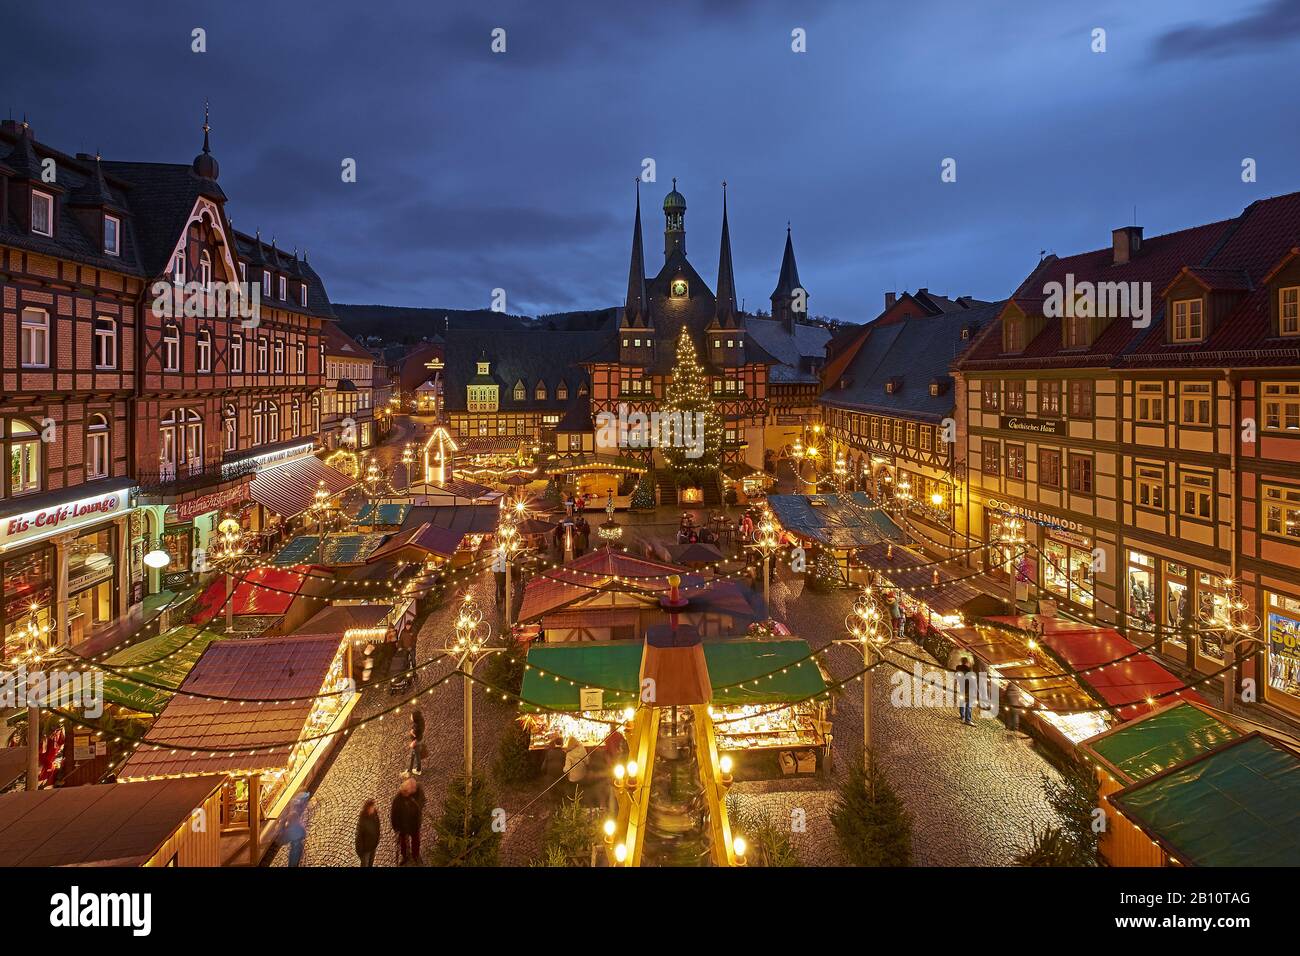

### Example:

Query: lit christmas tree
xmin=661 ymin=327 xmax=723 ymax=479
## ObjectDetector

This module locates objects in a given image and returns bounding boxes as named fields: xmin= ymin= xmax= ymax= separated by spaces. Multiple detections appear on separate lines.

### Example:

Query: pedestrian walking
xmin=391 ymin=776 xmax=424 ymax=865
xmin=355 ymin=799 xmax=381 ymax=867
xmin=281 ymin=791 xmax=313 ymax=867
xmin=954 ymin=656 xmax=975 ymax=725
xmin=407 ymin=709 xmax=425 ymax=775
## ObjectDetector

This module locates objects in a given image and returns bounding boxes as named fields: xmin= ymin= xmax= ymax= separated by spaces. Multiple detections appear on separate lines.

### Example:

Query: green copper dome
xmin=663 ymin=178 xmax=686 ymax=211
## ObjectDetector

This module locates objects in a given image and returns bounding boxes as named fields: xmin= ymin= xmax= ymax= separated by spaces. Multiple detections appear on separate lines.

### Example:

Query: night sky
xmin=8 ymin=0 xmax=1300 ymax=321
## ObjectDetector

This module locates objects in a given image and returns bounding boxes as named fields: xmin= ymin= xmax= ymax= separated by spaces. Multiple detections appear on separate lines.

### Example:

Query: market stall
xmin=118 ymin=633 xmax=357 ymax=866
xmin=1079 ymin=700 xmax=1242 ymax=866
xmin=518 ymin=637 xmax=831 ymax=778
xmin=1110 ymin=733 xmax=1300 ymax=866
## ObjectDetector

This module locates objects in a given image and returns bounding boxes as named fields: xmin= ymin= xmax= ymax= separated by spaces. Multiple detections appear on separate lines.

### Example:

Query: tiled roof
xmin=744 ymin=316 xmax=831 ymax=383
xmin=956 ymin=190 xmax=1300 ymax=371
xmin=518 ymin=550 xmax=705 ymax=622
xmin=323 ymin=320 xmax=371 ymax=358
xmin=820 ymin=300 xmax=1003 ymax=420
xmin=443 ymin=328 xmax=600 ymax=412
xmin=118 ymin=634 xmax=348 ymax=780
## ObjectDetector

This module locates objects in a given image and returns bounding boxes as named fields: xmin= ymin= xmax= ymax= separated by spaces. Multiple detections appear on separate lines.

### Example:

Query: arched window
xmin=86 ymin=413 xmax=110 ymax=479
xmin=311 ymin=395 xmax=320 ymax=434
xmin=535 ymin=382 xmax=547 ymax=402
xmin=197 ymin=328 xmax=212 ymax=373
xmin=253 ymin=400 xmax=279 ymax=446
xmin=291 ymin=398 xmax=301 ymax=437
xmin=267 ymin=401 xmax=279 ymax=443
xmin=5 ymin=418 xmax=42 ymax=495
xmin=199 ymin=250 xmax=213 ymax=292
xmin=163 ymin=324 xmax=181 ymax=372
xmin=223 ymin=404 xmax=237 ymax=452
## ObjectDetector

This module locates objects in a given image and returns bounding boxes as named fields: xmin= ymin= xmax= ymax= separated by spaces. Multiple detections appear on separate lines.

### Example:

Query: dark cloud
xmin=7 ymin=1 xmax=1300 ymax=321
xmin=1152 ymin=0 xmax=1300 ymax=60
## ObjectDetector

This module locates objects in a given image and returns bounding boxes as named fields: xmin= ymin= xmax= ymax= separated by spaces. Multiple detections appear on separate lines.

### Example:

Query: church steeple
xmin=624 ymin=180 xmax=650 ymax=326
xmin=663 ymin=178 xmax=686 ymax=260
xmin=771 ymin=225 xmax=805 ymax=334
xmin=714 ymin=181 xmax=738 ymax=327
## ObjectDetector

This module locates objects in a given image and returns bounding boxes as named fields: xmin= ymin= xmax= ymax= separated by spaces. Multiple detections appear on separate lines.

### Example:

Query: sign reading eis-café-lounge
xmin=1 ymin=489 xmax=131 ymax=551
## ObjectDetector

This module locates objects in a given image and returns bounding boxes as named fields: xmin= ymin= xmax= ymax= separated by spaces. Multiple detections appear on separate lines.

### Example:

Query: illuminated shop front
xmin=1266 ymin=592 xmax=1300 ymax=711
xmin=1123 ymin=551 xmax=1232 ymax=672
xmin=1041 ymin=529 xmax=1095 ymax=611
xmin=0 ymin=483 xmax=135 ymax=659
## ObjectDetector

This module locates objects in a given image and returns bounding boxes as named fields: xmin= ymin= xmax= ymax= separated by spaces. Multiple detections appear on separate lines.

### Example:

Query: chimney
xmin=1112 ymin=225 xmax=1143 ymax=265
xmin=884 ymin=292 xmax=896 ymax=309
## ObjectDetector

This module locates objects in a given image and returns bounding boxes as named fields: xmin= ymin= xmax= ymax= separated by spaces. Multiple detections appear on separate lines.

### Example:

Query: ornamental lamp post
xmin=752 ymin=510 xmax=782 ymax=614
xmin=15 ymin=603 xmax=51 ymax=790
xmin=401 ymin=443 xmax=414 ymax=491
xmin=998 ymin=518 xmax=1026 ymax=613
xmin=842 ymin=584 xmax=890 ymax=760
xmin=213 ymin=515 xmax=246 ymax=629
xmin=448 ymin=593 xmax=494 ymax=814
xmin=1200 ymin=580 xmax=1261 ymax=716
xmin=312 ymin=480 xmax=330 ymax=534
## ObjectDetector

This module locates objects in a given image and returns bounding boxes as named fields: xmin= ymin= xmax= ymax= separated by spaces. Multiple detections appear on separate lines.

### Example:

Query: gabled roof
xmin=956 ymin=190 xmax=1300 ymax=371
xmin=821 ymin=300 xmax=1003 ymax=420
xmin=323 ymin=321 xmax=371 ymax=358
xmin=744 ymin=316 xmax=831 ymax=383
xmin=518 ymin=549 xmax=707 ymax=623
xmin=442 ymin=328 xmax=600 ymax=412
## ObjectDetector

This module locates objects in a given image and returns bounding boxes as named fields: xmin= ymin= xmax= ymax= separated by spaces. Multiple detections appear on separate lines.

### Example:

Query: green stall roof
xmin=353 ymin=503 xmax=411 ymax=527
xmin=520 ymin=639 xmax=826 ymax=713
xmin=1112 ymin=734 xmax=1300 ymax=867
xmin=317 ymin=533 xmax=386 ymax=565
xmin=272 ymin=535 xmax=321 ymax=566
xmin=1085 ymin=701 xmax=1241 ymax=782
xmin=67 ymin=626 xmax=220 ymax=715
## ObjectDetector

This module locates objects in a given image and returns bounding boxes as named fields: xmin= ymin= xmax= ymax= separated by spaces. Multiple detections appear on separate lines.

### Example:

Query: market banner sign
xmin=1000 ymin=416 xmax=1065 ymax=437
xmin=1 ymin=489 xmax=131 ymax=552
xmin=168 ymin=480 xmax=251 ymax=523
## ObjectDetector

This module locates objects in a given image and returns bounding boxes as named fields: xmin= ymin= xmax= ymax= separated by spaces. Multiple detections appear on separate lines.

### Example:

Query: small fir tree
xmin=1014 ymin=824 xmax=1081 ymax=866
xmin=430 ymin=774 xmax=502 ymax=867
xmin=660 ymin=328 xmax=723 ymax=481
xmin=539 ymin=477 xmax=562 ymax=512
xmin=806 ymin=548 xmax=842 ymax=592
xmin=630 ymin=471 xmax=657 ymax=511
xmin=831 ymin=756 xmax=914 ymax=866
xmin=1037 ymin=754 xmax=1101 ymax=866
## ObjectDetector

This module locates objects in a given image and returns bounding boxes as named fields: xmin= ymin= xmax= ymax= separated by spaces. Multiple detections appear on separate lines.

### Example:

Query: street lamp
xmin=998 ymin=518 xmax=1026 ymax=612
xmin=213 ymin=515 xmax=246 ymax=629
xmin=311 ymin=480 xmax=331 ymax=534
xmin=9 ymin=602 xmax=52 ymax=791
xmin=842 ymin=584 xmax=891 ymax=760
xmin=596 ymin=491 xmax=622 ymax=544
xmin=447 ymin=593 xmax=494 ymax=817
xmin=751 ymin=509 xmax=782 ymax=614
xmin=1199 ymin=579 xmax=1261 ymax=716
xmin=401 ymin=443 xmax=414 ymax=491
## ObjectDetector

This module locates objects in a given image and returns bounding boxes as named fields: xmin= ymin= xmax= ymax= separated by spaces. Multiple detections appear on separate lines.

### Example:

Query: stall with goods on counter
xmin=518 ymin=638 xmax=832 ymax=778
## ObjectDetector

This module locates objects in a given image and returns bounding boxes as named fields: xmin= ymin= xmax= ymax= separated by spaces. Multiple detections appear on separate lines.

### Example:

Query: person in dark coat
xmin=355 ymin=799 xmax=381 ymax=866
xmin=407 ymin=709 xmax=425 ymax=775
xmin=391 ymin=777 xmax=423 ymax=865
xmin=954 ymin=656 xmax=975 ymax=725
xmin=540 ymin=733 xmax=566 ymax=782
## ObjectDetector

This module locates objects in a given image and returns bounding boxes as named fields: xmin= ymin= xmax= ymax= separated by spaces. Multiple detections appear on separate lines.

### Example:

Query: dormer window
xmin=103 ymin=215 xmax=120 ymax=256
xmin=929 ymin=381 xmax=941 ymax=397
xmin=885 ymin=377 xmax=902 ymax=394
xmin=513 ymin=381 xmax=526 ymax=401
xmin=1063 ymin=314 xmax=1088 ymax=349
xmin=1281 ymin=287 xmax=1299 ymax=336
xmin=1003 ymin=319 xmax=1024 ymax=353
xmin=1172 ymin=298 xmax=1204 ymax=342
xmin=262 ymin=270 xmax=272 ymax=298
xmin=476 ymin=361 xmax=490 ymax=375
xmin=239 ymin=262 xmax=247 ymax=283
xmin=535 ymin=382 xmax=547 ymax=401
xmin=556 ymin=383 xmax=568 ymax=401
xmin=279 ymin=276 xmax=287 ymax=300
xmin=31 ymin=190 xmax=53 ymax=237
xmin=299 ymin=283 xmax=307 ymax=307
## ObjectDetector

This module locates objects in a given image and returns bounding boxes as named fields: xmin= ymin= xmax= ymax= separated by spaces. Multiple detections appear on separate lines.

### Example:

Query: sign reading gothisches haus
xmin=1 ymin=490 xmax=130 ymax=551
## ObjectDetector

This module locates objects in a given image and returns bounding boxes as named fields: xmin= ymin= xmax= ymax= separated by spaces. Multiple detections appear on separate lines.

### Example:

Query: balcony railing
xmin=136 ymin=458 xmax=258 ymax=495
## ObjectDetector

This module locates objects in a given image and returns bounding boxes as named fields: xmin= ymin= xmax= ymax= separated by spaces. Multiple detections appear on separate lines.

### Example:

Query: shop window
xmin=6 ymin=418 xmax=42 ymax=495
xmin=1195 ymin=573 xmax=1226 ymax=662
xmin=1179 ymin=470 xmax=1213 ymax=520
xmin=86 ymin=414 xmax=110 ymax=479
xmin=1038 ymin=448 xmax=1061 ymax=489
xmin=1006 ymin=444 xmax=1025 ymax=480
xmin=1266 ymin=593 xmax=1300 ymax=704
xmin=1179 ymin=382 xmax=1212 ymax=426
xmin=1135 ymin=382 xmax=1163 ymax=423
xmin=1262 ymin=382 xmax=1300 ymax=432
xmin=1068 ymin=453 xmax=1093 ymax=495
xmin=1 ymin=548 xmax=54 ymax=660
xmin=20 ymin=308 xmax=49 ymax=368
xmin=1039 ymin=380 xmax=1061 ymax=417
xmin=1263 ymin=484 xmax=1300 ymax=540
xmin=1042 ymin=535 xmax=1094 ymax=609
xmin=67 ymin=526 xmax=117 ymax=639
xmin=1163 ymin=561 xmax=1190 ymax=654
xmin=1068 ymin=380 xmax=1093 ymax=418
xmin=94 ymin=317 xmax=117 ymax=369
xmin=1126 ymin=551 xmax=1156 ymax=633
xmin=1136 ymin=464 xmax=1165 ymax=511
xmin=981 ymin=440 xmax=1000 ymax=476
